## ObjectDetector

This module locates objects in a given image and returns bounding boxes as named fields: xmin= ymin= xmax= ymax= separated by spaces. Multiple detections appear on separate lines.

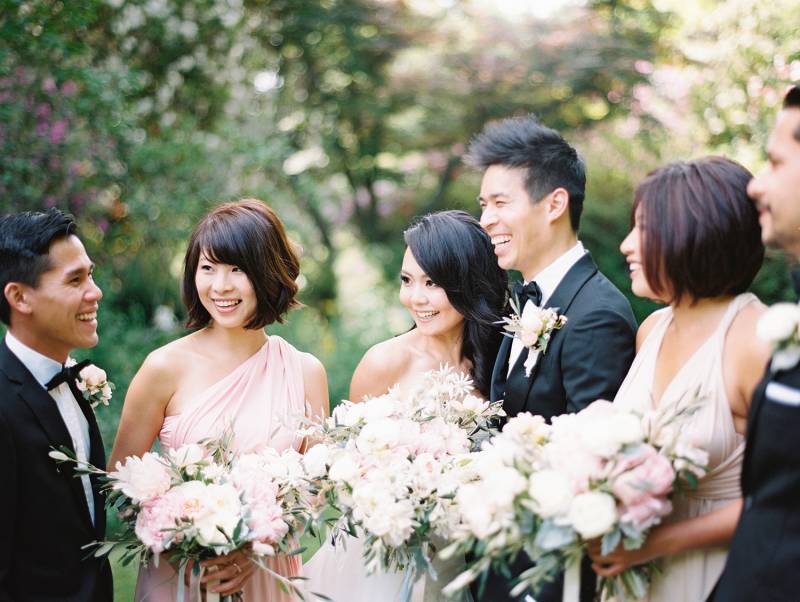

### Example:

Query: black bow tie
xmin=512 ymin=280 xmax=543 ymax=307
xmin=45 ymin=359 xmax=92 ymax=391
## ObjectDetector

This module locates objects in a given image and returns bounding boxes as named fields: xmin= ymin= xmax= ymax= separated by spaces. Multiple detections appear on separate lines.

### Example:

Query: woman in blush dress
xmin=587 ymin=157 xmax=771 ymax=601
xmin=303 ymin=210 xmax=508 ymax=602
xmin=109 ymin=199 xmax=329 ymax=601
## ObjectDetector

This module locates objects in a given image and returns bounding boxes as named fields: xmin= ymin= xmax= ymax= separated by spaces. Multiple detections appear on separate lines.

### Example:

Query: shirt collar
xmin=5 ymin=331 xmax=65 ymax=389
xmin=529 ymin=241 xmax=586 ymax=305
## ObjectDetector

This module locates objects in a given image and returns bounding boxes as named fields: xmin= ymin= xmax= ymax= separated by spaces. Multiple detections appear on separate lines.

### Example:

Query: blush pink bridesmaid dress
xmin=134 ymin=335 xmax=306 ymax=602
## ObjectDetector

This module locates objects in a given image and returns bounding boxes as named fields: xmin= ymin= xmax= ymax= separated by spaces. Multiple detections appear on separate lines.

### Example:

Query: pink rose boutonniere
xmin=500 ymin=296 xmax=567 ymax=377
xmin=66 ymin=358 xmax=115 ymax=408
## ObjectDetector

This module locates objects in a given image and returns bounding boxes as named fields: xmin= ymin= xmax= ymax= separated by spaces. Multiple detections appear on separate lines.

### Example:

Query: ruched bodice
xmin=136 ymin=335 xmax=306 ymax=602
xmin=612 ymin=293 xmax=755 ymax=601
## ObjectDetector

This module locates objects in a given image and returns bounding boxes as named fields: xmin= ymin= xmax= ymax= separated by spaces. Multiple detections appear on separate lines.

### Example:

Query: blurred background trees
xmin=3 ymin=0 xmax=799 ymax=594
xmin=3 ymin=0 xmax=799 ymax=410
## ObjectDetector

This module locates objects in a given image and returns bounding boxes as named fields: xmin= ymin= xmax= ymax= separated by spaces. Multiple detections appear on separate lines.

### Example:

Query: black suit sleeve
xmin=560 ymin=306 xmax=635 ymax=414
xmin=0 ymin=411 xmax=15 ymax=602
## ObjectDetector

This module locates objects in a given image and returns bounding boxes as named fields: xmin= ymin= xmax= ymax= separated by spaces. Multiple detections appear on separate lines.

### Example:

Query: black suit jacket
xmin=710 ymin=359 xmax=800 ymax=601
xmin=481 ymin=253 xmax=637 ymax=602
xmin=0 ymin=340 xmax=113 ymax=602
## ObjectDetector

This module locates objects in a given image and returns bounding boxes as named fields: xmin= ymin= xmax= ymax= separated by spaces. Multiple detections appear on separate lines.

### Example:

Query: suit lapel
xmin=490 ymin=333 xmax=513 ymax=403
xmin=504 ymin=253 xmax=599 ymax=415
xmin=0 ymin=341 xmax=97 ymax=532
xmin=70 ymin=380 xmax=108 ymax=537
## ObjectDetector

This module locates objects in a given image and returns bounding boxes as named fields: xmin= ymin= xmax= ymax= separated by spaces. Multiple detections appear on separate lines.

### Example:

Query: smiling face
xmin=194 ymin=251 xmax=258 ymax=329
xmin=399 ymin=248 xmax=464 ymax=337
xmin=619 ymin=211 xmax=662 ymax=302
xmin=18 ymin=235 xmax=103 ymax=362
xmin=478 ymin=165 xmax=549 ymax=280
xmin=747 ymin=108 xmax=800 ymax=257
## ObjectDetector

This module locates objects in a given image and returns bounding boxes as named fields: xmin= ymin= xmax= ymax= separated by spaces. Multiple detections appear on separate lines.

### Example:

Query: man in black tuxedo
xmin=0 ymin=209 xmax=113 ymax=601
xmin=710 ymin=86 xmax=800 ymax=602
xmin=466 ymin=115 xmax=637 ymax=602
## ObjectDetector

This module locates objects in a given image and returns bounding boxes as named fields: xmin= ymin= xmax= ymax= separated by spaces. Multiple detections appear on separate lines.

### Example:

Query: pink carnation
xmin=611 ymin=445 xmax=675 ymax=507
xmin=246 ymin=501 xmax=289 ymax=549
xmin=134 ymin=495 xmax=181 ymax=554
xmin=611 ymin=445 xmax=675 ymax=530
xmin=620 ymin=496 xmax=673 ymax=531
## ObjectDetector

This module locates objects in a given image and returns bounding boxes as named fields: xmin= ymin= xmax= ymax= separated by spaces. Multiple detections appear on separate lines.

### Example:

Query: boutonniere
xmin=65 ymin=358 xmax=115 ymax=408
xmin=756 ymin=302 xmax=800 ymax=372
xmin=499 ymin=296 xmax=567 ymax=377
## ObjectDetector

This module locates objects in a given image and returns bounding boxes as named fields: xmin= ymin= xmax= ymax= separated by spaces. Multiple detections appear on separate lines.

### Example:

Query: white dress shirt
xmin=507 ymin=241 xmax=586 ymax=376
xmin=5 ymin=332 xmax=95 ymax=523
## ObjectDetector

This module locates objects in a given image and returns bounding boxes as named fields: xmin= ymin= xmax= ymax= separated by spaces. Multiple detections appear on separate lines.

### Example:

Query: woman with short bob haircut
xmin=110 ymin=198 xmax=329 ymax=602
xmin=588 ymin=157 xmax=771 ymax=601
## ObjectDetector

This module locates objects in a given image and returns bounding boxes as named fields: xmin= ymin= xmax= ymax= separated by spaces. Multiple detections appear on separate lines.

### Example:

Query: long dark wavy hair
xmin=404 ymin=210 xmax=508 ymax=398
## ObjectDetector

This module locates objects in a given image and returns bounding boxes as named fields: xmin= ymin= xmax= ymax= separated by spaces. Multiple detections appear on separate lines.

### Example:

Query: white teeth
xmin=629 ymin=262 xmax=641 ymax=273
xmin=417 ymin=311 xmax=439 ymax=318
xmin=491 ymin=235 xmax=512 ymax=245
xmin=214 ymin=300 xmax=241 ymax=307
xmin=77 ymin=312 xmax=96 ymax=321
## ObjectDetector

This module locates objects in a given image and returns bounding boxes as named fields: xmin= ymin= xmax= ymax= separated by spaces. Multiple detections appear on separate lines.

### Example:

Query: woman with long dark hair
xmin=304 ymin=209 xmax=507 ymax=601
xmin=351 ymin=209 xmax=507 ymax=401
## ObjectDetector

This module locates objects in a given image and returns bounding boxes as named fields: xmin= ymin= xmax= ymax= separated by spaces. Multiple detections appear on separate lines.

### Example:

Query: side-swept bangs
xmin=182 ymin=199 xmax=300 ymax=329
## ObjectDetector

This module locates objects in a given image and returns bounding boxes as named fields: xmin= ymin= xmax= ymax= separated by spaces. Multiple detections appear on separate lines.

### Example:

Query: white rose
xmin=329 ymin=452 xmax=360 ymax=483
xmin=567 ymin=491 xmax=618 ymax=540
xmin=520 ymin=302 xmax=544 ymax=334
xmin=757 ymin=303 xmax=800 ymax=343
xmin=356 ymin=418 xmax=401 ymax=454
xmin=168 ymin=443 xmax=206 ymax=468
xmin=194 ymin=483 xmax=242 ymax=547
xmin=528 ymin=470 xmax=572 ymax=518
xmin=78 ymin=364 xmax=107 ymax=389
xmin=110 ymin=452 xmax=172 ymax=503
xmin=503 ymin=412 xmax=550 ymax=444
xmin=303 ymin=443 xmax=331 ymax=478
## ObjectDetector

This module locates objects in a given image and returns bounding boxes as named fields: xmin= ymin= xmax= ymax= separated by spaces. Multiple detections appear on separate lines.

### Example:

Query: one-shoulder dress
xmin=134 ymin=336 xmax=305 ymax=602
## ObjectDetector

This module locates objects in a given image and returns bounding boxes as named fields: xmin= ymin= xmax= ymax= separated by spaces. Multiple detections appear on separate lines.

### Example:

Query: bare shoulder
xmin=349 ymin=334 xmax=410 ymax=401
xmin=299 ymin=351 xmax=327 ymax=382
xmin=727 ymin=299 xmax=770 ymax=363
xmin=635 ymin=310 xmax=665 ymax=352
xmin=132 ymin=334 xmax=198 ymax=396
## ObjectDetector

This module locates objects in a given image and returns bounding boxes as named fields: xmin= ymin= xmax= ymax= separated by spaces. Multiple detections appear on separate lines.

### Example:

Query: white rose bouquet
xmin=50 ymin=431 xmax=313 ymax=601
xmin=756 ymin=302 xmax=800 ymax=371
xmin=442 ymin=399 xmax=708 ymax=601
xmin=301 ymin=365 xmax=505 ymax=600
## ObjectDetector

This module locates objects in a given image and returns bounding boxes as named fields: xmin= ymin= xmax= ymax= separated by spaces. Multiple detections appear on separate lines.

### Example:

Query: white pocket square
xmin=765 ymin=381 xmax=800 ymax=407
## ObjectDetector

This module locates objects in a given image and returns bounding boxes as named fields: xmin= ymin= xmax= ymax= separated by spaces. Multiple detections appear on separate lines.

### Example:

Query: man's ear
xmin=4 ymin=282 xmax=34 ymax=316
xmin=544 ymin=187 xmax=570 ymax=224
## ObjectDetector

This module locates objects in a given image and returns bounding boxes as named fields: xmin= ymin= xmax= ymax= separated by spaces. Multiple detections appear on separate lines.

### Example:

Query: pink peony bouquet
xmin=50 ymin=431 xmax=312 ymax=601
xmin=441 ymin=399 xmax=708 ymax=600
xmin=300 ymin=365 xmax=505 ymax=600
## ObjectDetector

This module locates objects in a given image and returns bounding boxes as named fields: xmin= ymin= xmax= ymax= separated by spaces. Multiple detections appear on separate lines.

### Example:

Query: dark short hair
xmin=465 ymin=114 xmax=587 ymax=231
xmin=783 ymin=85 xmax=800 ymax=141
xmin=0 ymin=208 xmax=77 ymax=325
xmin=633 ymin=156 xmax=764 ymax=304
xmin=404 ymin=210 xmax=508 ymax=398
xmin=182 ymin=199 xmax=301 ymax=329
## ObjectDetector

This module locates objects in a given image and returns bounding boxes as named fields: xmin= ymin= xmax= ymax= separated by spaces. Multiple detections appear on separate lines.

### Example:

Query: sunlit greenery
xmin=2 ymin=0 xmax=798 ymax=597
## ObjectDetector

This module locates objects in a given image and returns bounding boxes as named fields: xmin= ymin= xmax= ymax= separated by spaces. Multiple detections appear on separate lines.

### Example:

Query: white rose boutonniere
xmin=500 ymin=295 xmax=567 ymax=377
xmin=66 ymin=358 xmax=115 ymax=408
xmin=756 ymin=302 xmax=800 ymax=372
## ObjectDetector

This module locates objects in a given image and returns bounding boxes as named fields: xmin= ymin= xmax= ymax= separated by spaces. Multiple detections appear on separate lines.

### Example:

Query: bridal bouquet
xmin=50 ymin=432 xmax=312 ymax=600
xmin=442 ymin=399 xmax=708 ymax=600
xmin=301 ymin=365 xmax=505 ymax=598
